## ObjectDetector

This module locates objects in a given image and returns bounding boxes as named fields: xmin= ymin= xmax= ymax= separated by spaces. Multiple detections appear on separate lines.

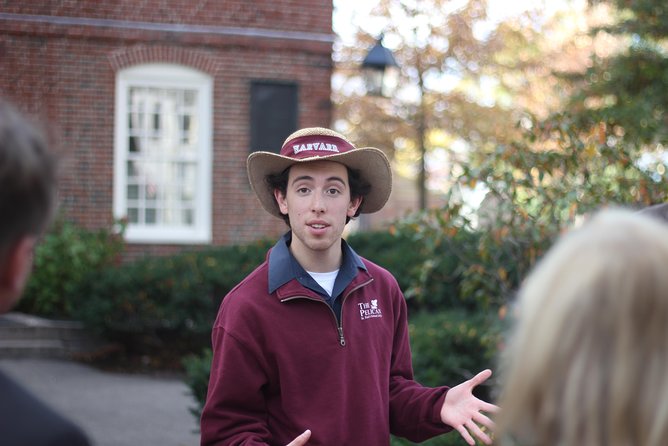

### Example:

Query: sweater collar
xmin=268 ymin=231 xmax=366 ymax=296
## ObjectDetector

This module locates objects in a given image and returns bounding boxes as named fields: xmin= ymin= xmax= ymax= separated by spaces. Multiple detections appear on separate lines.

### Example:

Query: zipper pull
xmin=338 ymin=327 xmax=346 ymax=346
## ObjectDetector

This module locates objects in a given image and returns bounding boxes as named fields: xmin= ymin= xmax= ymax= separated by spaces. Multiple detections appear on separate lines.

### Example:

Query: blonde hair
xmin=495 ymin=209 xmax=668 ymax=446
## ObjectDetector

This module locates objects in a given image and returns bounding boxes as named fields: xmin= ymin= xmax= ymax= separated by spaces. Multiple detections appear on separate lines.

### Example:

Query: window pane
xmin=145 ymin=183 xmax=158 ymax=200
xmin=129 ymin=136 xmax=140 ymax=153
xmin=180 ymin=114 xmax=191 ymax=144
xmin=127 ymin=160 xmax=139 ymax=178
xmin=174 ymin=162 xmax=196 ymax=202
xmin=127 ymin=208 xmax=139 ymax=224
xmin=145 ymin=208 xmax=156 ymax=224
xmin=183 ymin=208 xmax=193 ymax=225
xmin=180 ymin=183 xmax=192 ymax=201
xmin=153 ymin=103 xmax=161 ymax=131
xmin=183 ymin=90 xmax=196 ymax=106
xmin=127 ymin=185 xmax=139 ymax=200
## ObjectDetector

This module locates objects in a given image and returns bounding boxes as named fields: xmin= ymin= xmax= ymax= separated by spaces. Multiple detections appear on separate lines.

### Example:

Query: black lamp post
xmin=362 ymin=35 xmax=428 ymax=211
xmin=361 ymin=35 xmax=399 ymax=97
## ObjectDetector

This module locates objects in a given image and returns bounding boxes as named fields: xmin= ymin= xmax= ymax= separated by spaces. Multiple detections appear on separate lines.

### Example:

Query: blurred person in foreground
xmin=0 ymin=100 xmax=91 ymax=445
xmin=494 ymin=208 xmax=668 ymax=446
xmin=200 ymin=127 xmax=498 ymax=446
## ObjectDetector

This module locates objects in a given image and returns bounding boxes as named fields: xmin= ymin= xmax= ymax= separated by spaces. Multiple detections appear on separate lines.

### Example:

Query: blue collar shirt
xmin=268 ymin=231 xmax=367 ymax=310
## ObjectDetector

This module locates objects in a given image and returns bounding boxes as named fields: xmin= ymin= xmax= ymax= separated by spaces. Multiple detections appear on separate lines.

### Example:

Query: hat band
xmin=280 ymin=135 xmax=355 ymax=159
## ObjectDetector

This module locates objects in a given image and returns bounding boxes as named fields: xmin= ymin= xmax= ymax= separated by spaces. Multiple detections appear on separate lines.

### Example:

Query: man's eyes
xmin=294 ymin=186 xmax=342 ymax=195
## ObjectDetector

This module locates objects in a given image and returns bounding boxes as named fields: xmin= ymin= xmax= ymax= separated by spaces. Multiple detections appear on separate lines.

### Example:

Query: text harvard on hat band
xmin=293 ymin=142 xmax=339 ymax=154
xmin=280 ymin=134 xmax=355 ymax=158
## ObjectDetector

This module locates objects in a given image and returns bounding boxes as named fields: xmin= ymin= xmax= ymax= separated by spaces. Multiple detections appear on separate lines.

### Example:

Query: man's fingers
xmin=456 ymin=425 xmax=475 ymax=446
xmin=480 ymin=401 xmax=500 ymax=414
xmin=469 ymin=369 xmax=493 ymax=386
xmin=456 ymin=411 xmax=496 ymax=445
xmin=473 ymin=412 xmax=495 ymax=431
xmin=466 ymin=420 xmax=493 ymax=445
xmin=285 ymin=429 xmax=311 ymax=446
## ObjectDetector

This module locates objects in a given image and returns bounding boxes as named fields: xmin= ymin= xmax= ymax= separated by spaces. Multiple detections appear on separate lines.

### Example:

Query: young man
xmin=200 ymin=127 xmax=497 ymax=446
xmin=0 ymin=100 xmax=91 ymax=446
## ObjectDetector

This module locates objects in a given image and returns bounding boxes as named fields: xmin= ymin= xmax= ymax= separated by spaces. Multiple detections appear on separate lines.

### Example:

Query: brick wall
xmin=0 ymin=1 xmax=332 ymax=31
xmin=0 ymin=1 xmax=334 ymax=259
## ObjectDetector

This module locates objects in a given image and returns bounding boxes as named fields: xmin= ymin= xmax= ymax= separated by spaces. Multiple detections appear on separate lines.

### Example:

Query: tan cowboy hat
xmin=247 ymin=127 xmax=393 ymax=219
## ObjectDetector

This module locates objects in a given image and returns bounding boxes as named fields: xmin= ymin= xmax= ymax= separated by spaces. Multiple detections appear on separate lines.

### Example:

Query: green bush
xmin=346 ymin=229 xmax=425 ymax=295
xmin=393 ymin=207 xmax=551 ymax=312
xmin=408 ymin=310 xmax=501 ymax=396
xmin=71 ymin=239 xmax=273 ymax=356
xmin=182 ymin=348 xmax=213 ymax=420
xmin=18 ymin=218 xmax=124 ymax=318
xmin=348 ymin=228 xmax=472 ymax=312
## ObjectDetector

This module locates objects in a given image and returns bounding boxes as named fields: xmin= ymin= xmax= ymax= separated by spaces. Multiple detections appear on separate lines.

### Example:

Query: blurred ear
xmin=0 ymin=237 xmax=36 ymax=312
xmin=274 ymin=189 xmax=289 ymax=216
xmin=347 ymin=196 xmax=363 ymax=217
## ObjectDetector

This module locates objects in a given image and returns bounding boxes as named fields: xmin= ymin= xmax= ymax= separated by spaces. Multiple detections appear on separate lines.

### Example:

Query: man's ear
xmin=274 ymin=189 xmax=289 ymax=215
xmin=0 ymin=237 xmax=36 ymax=305
xmin=347 ymin=196 xmax=363 ymax=217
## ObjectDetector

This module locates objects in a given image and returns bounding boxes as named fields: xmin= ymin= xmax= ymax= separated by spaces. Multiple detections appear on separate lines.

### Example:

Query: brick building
xmin=0 ymin=1 xmax=334 ymax=258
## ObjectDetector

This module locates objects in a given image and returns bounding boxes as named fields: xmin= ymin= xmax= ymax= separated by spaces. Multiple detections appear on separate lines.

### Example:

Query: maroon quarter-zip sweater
xmin=200 ymin=241 xmax=451 ymax=446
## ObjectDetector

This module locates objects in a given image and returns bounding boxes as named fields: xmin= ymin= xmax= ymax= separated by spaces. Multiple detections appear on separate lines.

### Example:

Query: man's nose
xmin=311 ymin=192 xmax=326 ymax=213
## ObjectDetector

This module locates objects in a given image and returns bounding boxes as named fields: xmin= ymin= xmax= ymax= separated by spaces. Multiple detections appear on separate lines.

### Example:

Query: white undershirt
xmin=306 ymin=269 xmax=339 ymax=297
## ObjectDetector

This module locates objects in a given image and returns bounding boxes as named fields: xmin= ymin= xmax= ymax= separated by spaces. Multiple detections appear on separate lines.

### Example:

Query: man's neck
xmin=289 ymin=241 xmax=342 ymax=273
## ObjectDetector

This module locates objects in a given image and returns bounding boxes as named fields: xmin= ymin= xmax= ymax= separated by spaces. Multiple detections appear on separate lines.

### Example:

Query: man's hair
xmin=0 ymin=100 xmax=57 ymax=263
xmin=266 ymin=165 xmax=371 ymax=227
xmin=495 ymin=209 xmax=668 ymax=446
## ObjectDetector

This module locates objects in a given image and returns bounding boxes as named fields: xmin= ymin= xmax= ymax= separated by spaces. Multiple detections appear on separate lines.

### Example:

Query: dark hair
xmin=266 ymin=165 xmax=371 ymax=227
xmin=0 ymin=100 xmax=57 ymax=263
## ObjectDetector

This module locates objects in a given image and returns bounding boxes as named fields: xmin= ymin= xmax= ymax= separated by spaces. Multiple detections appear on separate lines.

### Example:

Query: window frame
xmin=114 ymin=63 xmax=213 ymax=244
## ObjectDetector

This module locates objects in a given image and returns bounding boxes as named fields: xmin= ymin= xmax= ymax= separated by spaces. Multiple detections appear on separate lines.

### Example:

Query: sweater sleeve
xmin=200 ymin=326 xmax=271 ymax=446
xmin=388 ymin=288 xmax=453 ymax=442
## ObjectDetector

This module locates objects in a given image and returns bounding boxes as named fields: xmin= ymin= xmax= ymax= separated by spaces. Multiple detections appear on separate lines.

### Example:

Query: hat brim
xmin=247 ymin=147 xmax=393 ymax=219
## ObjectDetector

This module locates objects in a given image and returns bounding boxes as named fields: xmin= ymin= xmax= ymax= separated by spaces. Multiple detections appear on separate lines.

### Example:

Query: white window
xmin=114 ymin=64 xmax=212 ymax=244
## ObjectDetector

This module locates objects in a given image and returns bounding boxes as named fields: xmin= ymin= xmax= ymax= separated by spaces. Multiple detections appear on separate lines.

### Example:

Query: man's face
xmin=274 ymin=161 xmax=361 ymax=268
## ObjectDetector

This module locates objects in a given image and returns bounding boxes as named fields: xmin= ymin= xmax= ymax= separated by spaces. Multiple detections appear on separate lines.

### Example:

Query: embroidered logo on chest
xmin=358 ymin=299 xmax=383 ymax=320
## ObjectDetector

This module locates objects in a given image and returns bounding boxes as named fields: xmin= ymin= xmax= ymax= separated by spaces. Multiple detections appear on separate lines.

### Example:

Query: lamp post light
xmin=361 ymin=35 xmax=399 ymax=98
xmin=362 ymin=35 xmax=428 ymax=211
